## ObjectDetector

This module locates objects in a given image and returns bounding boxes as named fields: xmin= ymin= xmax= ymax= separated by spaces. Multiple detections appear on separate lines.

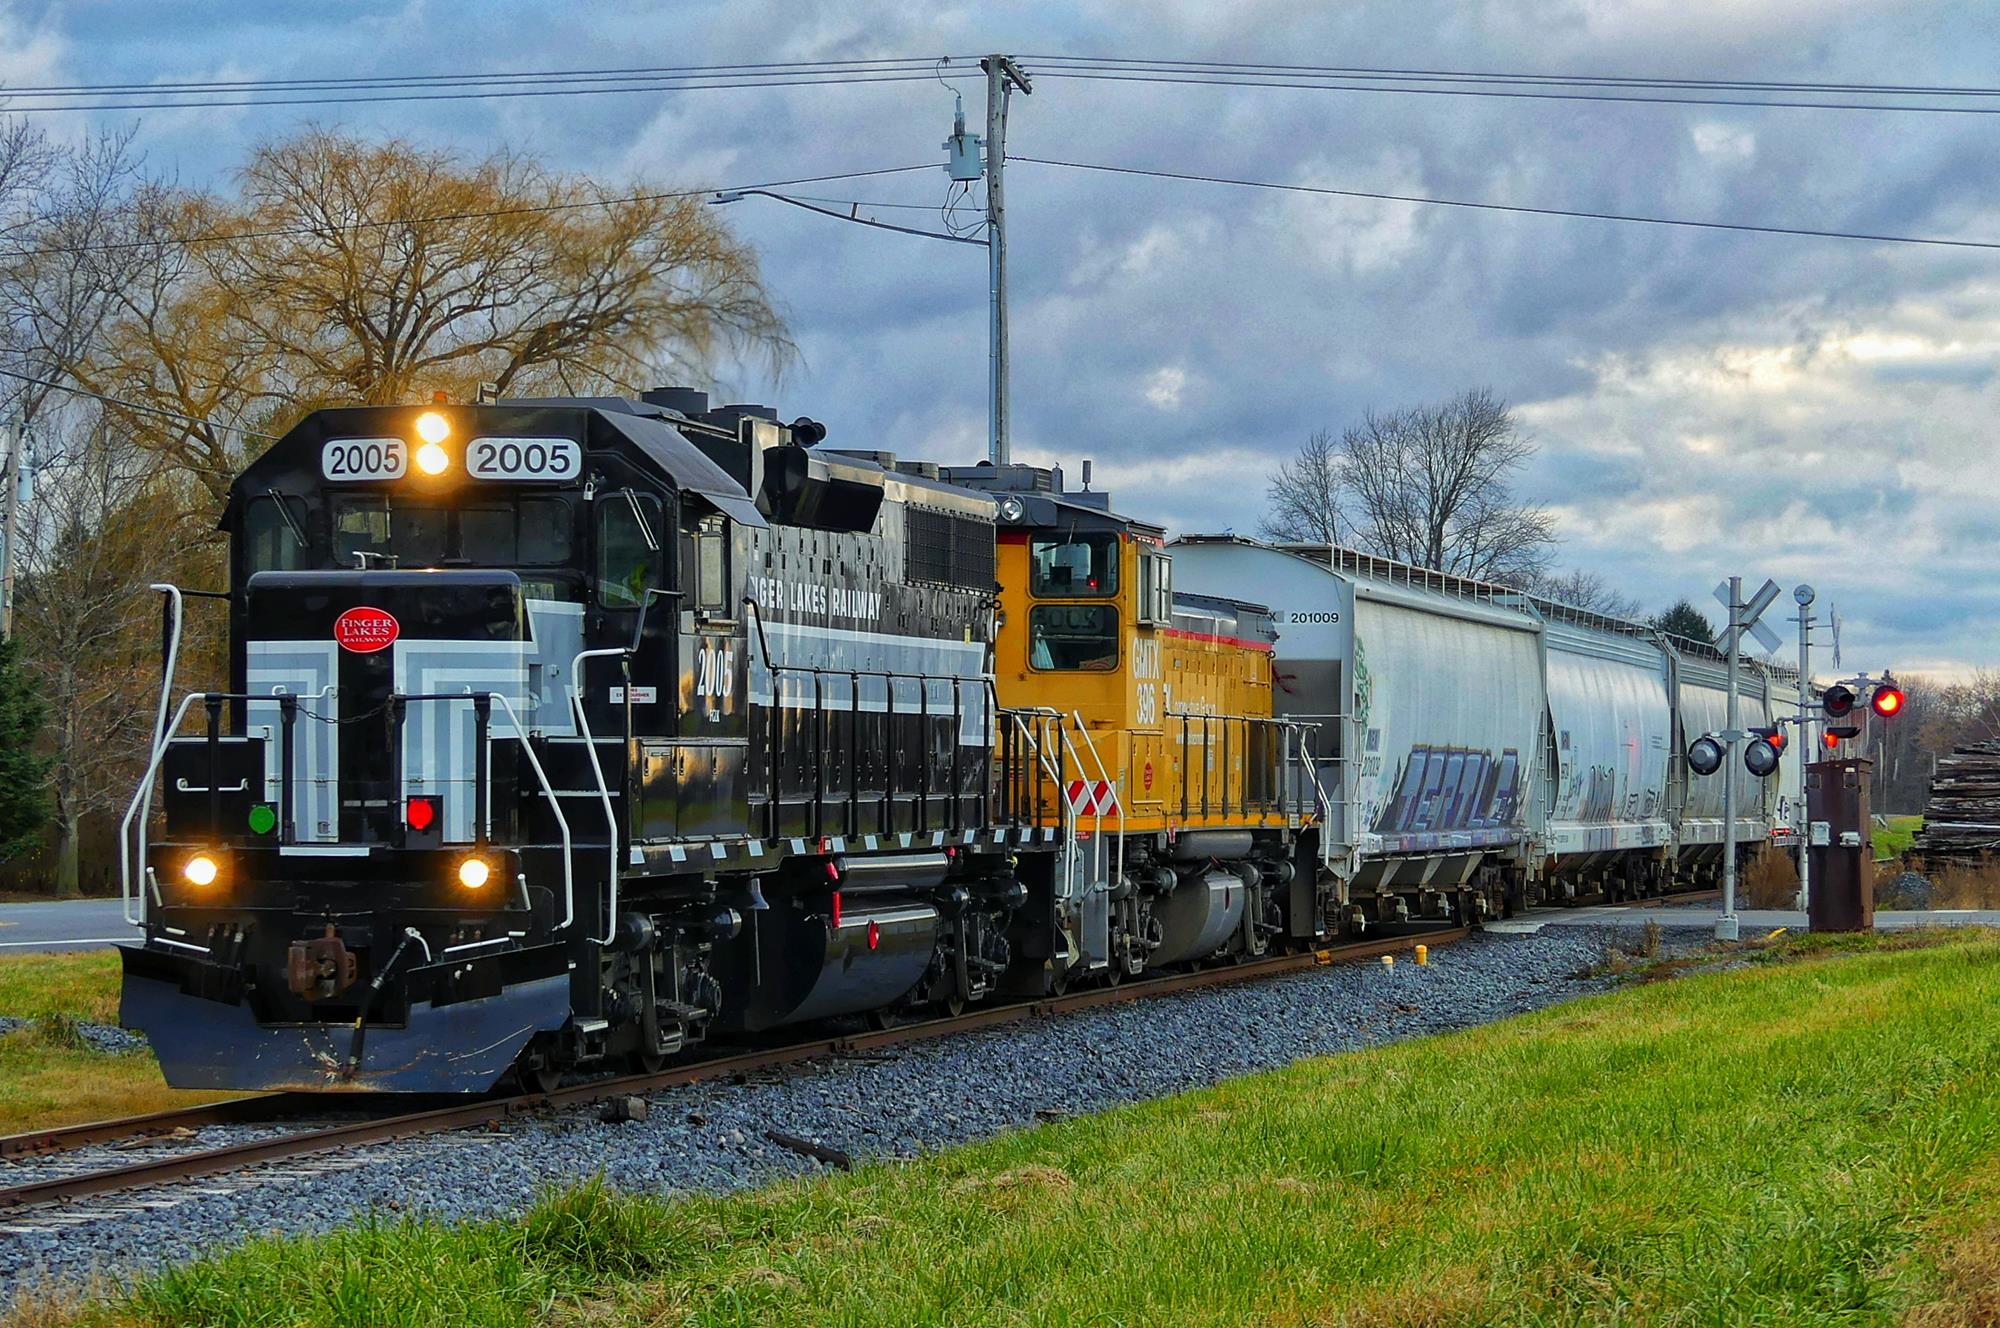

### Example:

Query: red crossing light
xmin=1822 ymin=730 xmax=1841 ymax=750
xmin=1871 ymin=685 xmax=1905 ymax=718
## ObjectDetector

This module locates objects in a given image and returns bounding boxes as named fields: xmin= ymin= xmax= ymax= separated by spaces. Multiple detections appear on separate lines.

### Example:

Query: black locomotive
xmin=120 ymin=392 xmax=1086 ymax=1091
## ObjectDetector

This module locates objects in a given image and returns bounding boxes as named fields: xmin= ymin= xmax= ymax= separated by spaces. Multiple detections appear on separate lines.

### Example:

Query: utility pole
xmin=980 ymin=54 xmax=1031 ymax=467
xmin=1714 ymin=575 xmax=1783 ymax=942
xmin=0 ymin=419 xmax=21 ymax=640
xmin=1793 ymin=584 xmax=1816 ymax=911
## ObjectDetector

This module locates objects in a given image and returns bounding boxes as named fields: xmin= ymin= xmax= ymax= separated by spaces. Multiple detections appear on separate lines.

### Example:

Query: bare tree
xmin=1263 ymin=388 xmax=1555 ymax=580
xmin=1505 ymin=567 xmax=1643 ymax=619
xmin=1259 ymin=427 xmax=1343 ymax=543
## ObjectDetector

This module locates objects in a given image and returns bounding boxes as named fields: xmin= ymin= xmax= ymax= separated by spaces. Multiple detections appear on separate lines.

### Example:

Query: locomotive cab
xmin=120 ymin=397 xmax=782 ymax=1090
xmin=940 ymin=461 xmax=1327 ymax=983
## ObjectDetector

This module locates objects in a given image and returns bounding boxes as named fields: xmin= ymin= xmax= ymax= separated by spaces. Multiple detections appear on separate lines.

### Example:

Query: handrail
xmin=120 ymin=689 xmax=200 ymax=927
xmin=124 ymin=585 xmax=186 ymax=927
xmin=568 ymin=646 xmax=628 ymax=946
xmin=486 ymin=692 xmax=575 ymax=933
xmin=1064 ymin=712 xmax=1124 ymax=890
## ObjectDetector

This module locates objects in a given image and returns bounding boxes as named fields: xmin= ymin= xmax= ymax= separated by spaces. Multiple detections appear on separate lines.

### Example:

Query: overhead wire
xmin=0 ymin=70 xmax=986 ymax=116
xmin=0 ymin=365 xmax=276 ymax=437
xmin=1021 ymin=54 xmax=2000 ymax=99
xmin=10 ymin=164 xmax=940 ymax=258
xmin=1021 ymin=63 xmax=2000 ymax=115
xmin=1011 ymin=155 xmax=2000 ymax=252
xmin=0 ymin=56 xmax=980 ymax=97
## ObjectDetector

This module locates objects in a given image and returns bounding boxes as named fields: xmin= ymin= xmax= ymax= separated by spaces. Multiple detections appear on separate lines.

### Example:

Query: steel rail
xmin=0 ymin=926 xmax=1466 ymax=1212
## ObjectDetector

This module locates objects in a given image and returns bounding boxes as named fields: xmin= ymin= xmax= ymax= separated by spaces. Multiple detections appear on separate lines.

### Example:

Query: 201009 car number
xmin=467 ymin=437 xmax=580 ymax=481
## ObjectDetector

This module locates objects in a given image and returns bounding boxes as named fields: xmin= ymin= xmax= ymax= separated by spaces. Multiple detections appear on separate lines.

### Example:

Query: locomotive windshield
xmin=1031 ymin=532 xmax=1118 ymax=597
xmin=331 ymin=494 xmax=572 ymax=569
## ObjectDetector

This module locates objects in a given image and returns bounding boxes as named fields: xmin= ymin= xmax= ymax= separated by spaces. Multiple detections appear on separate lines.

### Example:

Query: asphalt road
xmin=0 ymin=898 xmax=131 ymax=952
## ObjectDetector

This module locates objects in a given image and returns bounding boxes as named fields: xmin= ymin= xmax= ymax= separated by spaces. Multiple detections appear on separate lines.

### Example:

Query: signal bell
xmin=1686 ymin=735 xmax=1725 ymax=777
xmin=1743 ymin=726 xmax=1784 ymax=778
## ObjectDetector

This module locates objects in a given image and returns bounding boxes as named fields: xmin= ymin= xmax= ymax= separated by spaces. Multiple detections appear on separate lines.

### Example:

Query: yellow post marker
xmin=1415 ymin=944 xmax=1429 ymax=966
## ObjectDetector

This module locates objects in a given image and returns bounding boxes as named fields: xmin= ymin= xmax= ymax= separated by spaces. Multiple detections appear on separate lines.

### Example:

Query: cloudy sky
xmin=6 ymin=0 xmax=1996 ymax=675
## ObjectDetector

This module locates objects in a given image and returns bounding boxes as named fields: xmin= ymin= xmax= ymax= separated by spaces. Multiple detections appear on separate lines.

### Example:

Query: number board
xmin=467 ymin=437 xmax=580 ymax=481
xmin=321 ymin=438 xmax=407 ymax=481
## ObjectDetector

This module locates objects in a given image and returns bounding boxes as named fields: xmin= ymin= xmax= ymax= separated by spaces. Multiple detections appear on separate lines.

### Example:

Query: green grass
xmin=1876 ymin=813 xmax=1924 ymax=860
xmin=0 ymin=949 xmax=122 ymax=1024
xmin=0 ymin=951 xmax=238 ymax=1135
xmin=14 ymin=931 xmax=2000 ymax=1327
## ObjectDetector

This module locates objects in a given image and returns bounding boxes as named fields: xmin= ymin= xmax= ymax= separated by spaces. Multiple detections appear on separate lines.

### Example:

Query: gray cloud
xmin=9 ymin=0 xmax=1998 ymax=673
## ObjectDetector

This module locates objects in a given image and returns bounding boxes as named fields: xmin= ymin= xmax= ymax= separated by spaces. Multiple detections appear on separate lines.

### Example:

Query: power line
xmin=712 ymin=190 xmax=983 ymax=246
xmin=0 ymin=55 xmax=973 ymax=97
xmin=0 ymin=69 xmax=980 ymax=115
xmin=1012 ymin=155 xmax=2000 ymax=252
xmin=1023 ymin=54 xmax=2000 ymax=99
xmin=1026 ymin=65 xmax=2000 ymax=116
xmin=13 ymin=164 xmax=939 ymax=258
xmin=0 ymin=366 xmax=275 ymax=438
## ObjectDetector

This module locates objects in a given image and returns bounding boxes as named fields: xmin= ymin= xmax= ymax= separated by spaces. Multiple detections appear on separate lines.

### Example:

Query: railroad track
xmin=0 ymin=925 xmax=1464 ymax=1215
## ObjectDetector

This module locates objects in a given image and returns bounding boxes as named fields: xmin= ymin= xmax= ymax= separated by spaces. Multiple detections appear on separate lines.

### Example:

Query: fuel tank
xmin=711 ymin=896 xmax=940 ymax=1033
xmin=1148 ymin=869 xmax=1248 ymax=967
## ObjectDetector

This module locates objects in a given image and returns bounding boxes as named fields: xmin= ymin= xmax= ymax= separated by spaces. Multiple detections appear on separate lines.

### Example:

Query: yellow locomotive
xmin=943 ymin=462 xmax=1326 ymax=984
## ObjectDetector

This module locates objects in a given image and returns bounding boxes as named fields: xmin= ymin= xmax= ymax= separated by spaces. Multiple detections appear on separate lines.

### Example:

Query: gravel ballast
xmin=2 ymin=922 xmax=1690 ymax=1293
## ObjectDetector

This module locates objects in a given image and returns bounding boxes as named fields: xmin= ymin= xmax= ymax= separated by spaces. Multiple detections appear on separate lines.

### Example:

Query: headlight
xmin=414 ymin=441 xmax=451 ymax=476
xmin=456 ymin=857 xmax=491 ymax=890
xmin=183 ymin=854 xmax=219 ymax=887
xmin=998 ymin=496 xmax=1026 ymax=522
xmin=414 ymin=411 xmax=451 ymax=445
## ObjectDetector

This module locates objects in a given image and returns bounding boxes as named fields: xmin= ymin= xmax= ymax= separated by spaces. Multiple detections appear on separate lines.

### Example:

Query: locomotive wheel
xmin=519 ymin=1062 xmax=562 ymax=1095
xmin=942 ymin=993 xmax=967 ymax=1018
xmin=633 ymin=1049 xmax=669 ymax=1075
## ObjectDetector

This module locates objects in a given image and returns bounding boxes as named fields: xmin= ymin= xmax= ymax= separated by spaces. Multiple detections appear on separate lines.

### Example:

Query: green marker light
xmin=248 ymin=804 xmax=277 ymax=835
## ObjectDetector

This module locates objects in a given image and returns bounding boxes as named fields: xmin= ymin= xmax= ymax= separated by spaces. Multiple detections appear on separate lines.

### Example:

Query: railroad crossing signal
xmin=1819 ymin=673 xmax=1902 ymax=753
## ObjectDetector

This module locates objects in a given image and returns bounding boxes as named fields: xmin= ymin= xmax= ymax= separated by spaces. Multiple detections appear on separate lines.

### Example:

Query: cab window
xmin=597 ymin=494 xmax=663 ymax=609
xmin=1031 ymin=532 xmax=1118 ymax=597
xmin=333 ymin=497 xmax=446 ymax=567
xmin=244 ymin=494 xmax=309 ymax=573
xmin=461 ymin=499 xmax=572 ymax=566
xmin=1029 ymin=604 xmax=1119 ymax=671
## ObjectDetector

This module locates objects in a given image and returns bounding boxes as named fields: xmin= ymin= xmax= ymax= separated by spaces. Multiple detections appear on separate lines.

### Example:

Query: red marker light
xmin=830 ymin=890 xmax=843 ymax=928
xmin=406 ymin=796 xmax=438 ymax=832
xmin=1871 ymin=686 xmax=1905 ymax=718
xmin=866 ymin=919 xmax=880 ymax=952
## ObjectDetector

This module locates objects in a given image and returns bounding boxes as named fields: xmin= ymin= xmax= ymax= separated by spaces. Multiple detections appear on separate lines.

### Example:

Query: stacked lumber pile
xmin=1913 ymin=739 xmax=2000 ymax=866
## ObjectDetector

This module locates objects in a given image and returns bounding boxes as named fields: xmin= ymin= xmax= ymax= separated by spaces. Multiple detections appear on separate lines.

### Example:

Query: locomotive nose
xmin=241 ymin=568 xmax=532 ymax=844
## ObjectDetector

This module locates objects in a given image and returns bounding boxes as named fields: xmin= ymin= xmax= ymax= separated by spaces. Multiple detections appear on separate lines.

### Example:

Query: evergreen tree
xmin=1654 ymin=599 xmax=1717 ymax=646
xmin=0 ymin=632 xmax=50 ymax=862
